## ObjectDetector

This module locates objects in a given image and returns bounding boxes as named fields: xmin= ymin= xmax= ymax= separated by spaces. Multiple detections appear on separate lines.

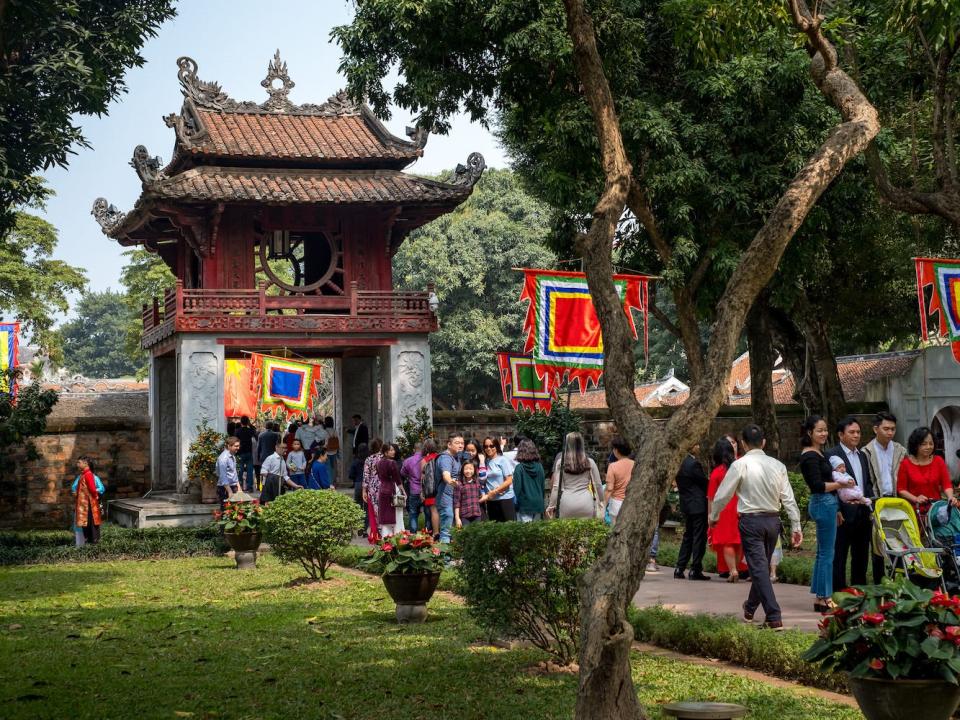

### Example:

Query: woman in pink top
xmin=604 ymin=436 xmax=634 ymax=522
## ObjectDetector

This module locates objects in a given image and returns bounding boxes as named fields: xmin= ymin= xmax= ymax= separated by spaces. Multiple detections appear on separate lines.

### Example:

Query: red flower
xmin=945 ymin=626 xmax=960 ymax=638
xmin=868 ymin=658 xmax=885 ymax=671
xmin=878 ymin=601 xmax=895 ymax=612
xmin=862 ymin=613 xmax=886 ymax=625
xmin=431 ymin=547 xmax=441 ymax=555
xmin=398 ymin=537 xmax=409 ymax=545
xmin=841 ymin=588 xmax=864 ymax=597
xmin=928 ymin=626 xmax=946 ymax=640
xmin=382 ymin=543 xmax=394 ymax=552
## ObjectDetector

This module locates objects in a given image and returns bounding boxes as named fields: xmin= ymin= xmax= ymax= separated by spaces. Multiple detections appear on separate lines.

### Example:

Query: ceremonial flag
xmin=496 ymin=352 xmax=558 ymax=414
xmin=224 ymin=359 xmax=258 ymax=418
xmin=249 ymin=353 xmax=321 ymax=420
xmin=519 ymin=269 xmax=650 ymax=391
xmin=915 ymin=258 xmax=960 ymax=363
xmin=0 ymin=322 xmax=19 ymax=396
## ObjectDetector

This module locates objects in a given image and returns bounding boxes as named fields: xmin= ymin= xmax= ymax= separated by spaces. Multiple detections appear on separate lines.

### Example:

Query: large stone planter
xmin=848 ymin=676 xmax=960 ymax=720
xmin=224 ymin=531 xmax=261 ymax=570
xmin=200 ymin=481 xmax=218 ymax=504
xmin=382 ymin=571 xmax=441 ymax=623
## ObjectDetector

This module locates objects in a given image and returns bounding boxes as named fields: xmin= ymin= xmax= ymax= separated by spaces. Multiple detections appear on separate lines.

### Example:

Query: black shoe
xmin=718 ymin=572 xmax=730 ymax=579
xmin=742 ymin=602 xmax=755 ymax=623
xmin=688 ymin=572 xmax=711 ymax=581
xmin=673 ymin=569 xmax=685 ymax=579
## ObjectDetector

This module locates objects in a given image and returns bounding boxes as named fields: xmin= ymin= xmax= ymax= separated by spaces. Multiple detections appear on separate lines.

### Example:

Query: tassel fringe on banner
xmin=496 ymin=351 xmax=559 ymax=414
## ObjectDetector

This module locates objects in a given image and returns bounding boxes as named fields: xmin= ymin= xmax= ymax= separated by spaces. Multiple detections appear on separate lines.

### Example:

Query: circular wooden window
xmin=257 ymin=231 xmax=344 ymax=295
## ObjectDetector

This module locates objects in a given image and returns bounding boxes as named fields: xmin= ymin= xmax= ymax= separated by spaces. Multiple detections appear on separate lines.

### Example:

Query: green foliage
xmin=58 ymin=290 xmax=138 ymax=378
xmin=0 ymin=0 xmax=177 ymax=234
xmin=0 ymin=212 xmax=86 ymax=361
xmin=396 ymin=407 xmax=434 ymax=458
xmin=391 ymin=169 xmax=555 ymax=408
xmin=0 ymin=525 xmax=225 ymax=565
xmin=118 ymin=249 xmax=176 ymax=378
xmin=453 ymin=519 xmax=609 ymax=664
xmin=185 ymin=424 xmax=226 ymax=487
xmin=804 ymin=580 xmax=960 ymax=682
xmin=630 ymin=605 xmax=847 ymax=693
xmin=0 ymin=370 xmax=58 ymax=473
xmin=214 ymin=500 xmax=264 ymax=534
xmin=514 ymin=404 xmax=583 ymax=467
xmin=784 ymin=471 xmax=810 ymax=533
xmin=263 ymin=490 xmax=364 ymax=580
xmin=360 ymin=530 xmax=446 ymax=575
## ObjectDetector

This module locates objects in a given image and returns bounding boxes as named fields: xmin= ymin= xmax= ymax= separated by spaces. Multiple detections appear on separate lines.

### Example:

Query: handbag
xmin=392 ymin=484 xmax=407 ymax=508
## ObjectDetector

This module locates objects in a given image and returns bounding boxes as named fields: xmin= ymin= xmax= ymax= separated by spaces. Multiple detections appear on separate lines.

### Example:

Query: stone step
xmin=108 ymin=496 xmax=217 ymax=529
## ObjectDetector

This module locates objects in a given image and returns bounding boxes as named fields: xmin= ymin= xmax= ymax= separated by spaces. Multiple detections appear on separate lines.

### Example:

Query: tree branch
xmin=647 ymin=291 xmax=680 ymax=339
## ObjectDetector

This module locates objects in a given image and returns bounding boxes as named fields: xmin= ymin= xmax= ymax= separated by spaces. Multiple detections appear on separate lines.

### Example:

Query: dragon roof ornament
xmin=91 ymin=198 xmax=126 ymax=233
xmin=174 ymin=53 xmax=362 ymax=116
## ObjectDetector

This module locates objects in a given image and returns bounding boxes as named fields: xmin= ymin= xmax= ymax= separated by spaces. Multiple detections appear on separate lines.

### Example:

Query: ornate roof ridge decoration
xmin=451 ymin=152 xmax=486 ymax=186
xmin=130 ymin=145 xmax=165 ymax=185
xmin=175 ymin=54 xmax=365 ymax=117
xmin=91 ymin=198 xmax=126 ymax=233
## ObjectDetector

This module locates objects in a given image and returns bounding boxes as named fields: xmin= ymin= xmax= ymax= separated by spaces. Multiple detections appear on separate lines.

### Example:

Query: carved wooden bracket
xmin=452 ymin=152 xmax=486 ymax=186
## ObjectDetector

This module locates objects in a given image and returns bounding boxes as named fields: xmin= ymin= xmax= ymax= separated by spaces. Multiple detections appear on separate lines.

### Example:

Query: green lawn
xmin=0 ymin=556 xmax=858 ymax=720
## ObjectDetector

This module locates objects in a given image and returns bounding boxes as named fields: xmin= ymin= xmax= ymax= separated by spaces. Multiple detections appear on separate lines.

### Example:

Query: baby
xmin=830 ymin=455 xmax=870 ymax=507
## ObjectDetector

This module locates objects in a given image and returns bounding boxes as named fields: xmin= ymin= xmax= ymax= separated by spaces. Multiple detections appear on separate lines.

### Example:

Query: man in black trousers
xmin=675 ymin=443 xmax=711 ymax=580
xmin=829 ymin=416 xmax=881 ymax=587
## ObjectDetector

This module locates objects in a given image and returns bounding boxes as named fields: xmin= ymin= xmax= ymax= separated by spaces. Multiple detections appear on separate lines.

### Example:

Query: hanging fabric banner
xmin=519 ymin=269 xmax=650 ymax=391
xmin=496 ymin=352 xmax=558 ymax=414
xmin=0 ymin=322 xmax=19 ymax=396
xmin=915 ymin=258 xmax=960 ymax=363
xmin=249 ymin=353 xmax=322 ymax=420
xmin=224 ymin=359 xmax=258 ymax=418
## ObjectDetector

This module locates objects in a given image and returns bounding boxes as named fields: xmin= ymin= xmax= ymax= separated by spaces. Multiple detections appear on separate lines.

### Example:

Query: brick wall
xmin=0 ymin=416 xmax=151 ymax=529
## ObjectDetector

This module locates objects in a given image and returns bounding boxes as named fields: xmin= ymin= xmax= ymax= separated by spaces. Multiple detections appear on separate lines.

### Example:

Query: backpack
xmin=420 ymin=455 xmax=441 ymax=500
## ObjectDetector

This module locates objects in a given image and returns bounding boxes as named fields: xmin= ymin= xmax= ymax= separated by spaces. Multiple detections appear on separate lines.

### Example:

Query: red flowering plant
xmin=803 ymin=578 xmax=960 ymax=683
xmin=359 ymin=530 xmax=447 ymax=575
xmin=214 ymin=500 xmax=264 ymax=534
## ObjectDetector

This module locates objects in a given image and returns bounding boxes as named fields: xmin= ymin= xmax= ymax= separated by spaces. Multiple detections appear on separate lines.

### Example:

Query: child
xmin=830 ymin=455 xmax=870 ymax=507
xmin=453 ymin=460 xmax=483 ymax=529
xmin=307 ymin=447 xmax=332 ymax=490
xmin=287 ymin=439 xmax=307 ymax=488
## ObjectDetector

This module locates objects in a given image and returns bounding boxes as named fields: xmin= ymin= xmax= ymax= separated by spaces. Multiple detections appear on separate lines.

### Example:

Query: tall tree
xmin=392 ymin=169 xmax=556 ymax=409
xmin=336 ymin=2 xmax=880 ymax=717
xmin=0 ymin=0 xmax=176 ymax=236
xmin=0 ymin=210 xmax=86 ymax=361
xmin=118 ymin=248 xmax=175 ymax=377
xmin=58 ymin=290 xmax=138 ymax=378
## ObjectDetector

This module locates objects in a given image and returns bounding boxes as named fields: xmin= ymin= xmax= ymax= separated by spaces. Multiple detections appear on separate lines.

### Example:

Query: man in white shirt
xmin=710 ymin=424 xmax=802 ymax=630
xmin=259 ymin=440 xmax=303 ymax=503
xmin=861 ymin=411 xmax=906 ymax=499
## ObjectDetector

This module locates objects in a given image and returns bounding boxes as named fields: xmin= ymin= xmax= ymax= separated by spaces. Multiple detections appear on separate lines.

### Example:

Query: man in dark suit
xmin=351 ymin=414 xmax=369 ymax=452
xmin=675 ymin=443 xmax=711 ymax=580
xmin=828 ymin=416 xmax=882 ymax=586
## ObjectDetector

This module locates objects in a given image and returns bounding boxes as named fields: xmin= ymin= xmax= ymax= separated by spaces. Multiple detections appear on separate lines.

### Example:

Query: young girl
xmin=287 ymin=439 xmax=307 ymax=487
xmin=453 ymin=460 xmax=483 ymax=528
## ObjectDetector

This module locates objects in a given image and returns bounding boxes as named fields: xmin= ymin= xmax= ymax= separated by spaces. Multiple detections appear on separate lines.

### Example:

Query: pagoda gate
xmin=93 ymin=53 xmax=483 ymax=496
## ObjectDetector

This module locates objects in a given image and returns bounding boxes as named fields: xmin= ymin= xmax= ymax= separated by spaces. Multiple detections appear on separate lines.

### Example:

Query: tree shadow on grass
xmin=0 ymin=566 xmax=120 ymax=600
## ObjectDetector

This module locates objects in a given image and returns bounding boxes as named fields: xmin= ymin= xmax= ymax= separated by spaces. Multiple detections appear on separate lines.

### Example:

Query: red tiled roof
xmin=148 ymin=166 xmax=472 ymax=206
xmin=186 ymin=109 xmax=419 ymax=165
xmin=570 ymin=379 xmax=689 ymax=410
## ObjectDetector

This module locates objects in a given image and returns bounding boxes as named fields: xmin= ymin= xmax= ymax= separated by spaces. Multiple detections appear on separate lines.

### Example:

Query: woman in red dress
xmin=707 ymin=436 xmax=747 ymax=582
xmin=897 ymin=427 xmax=957 ymax=509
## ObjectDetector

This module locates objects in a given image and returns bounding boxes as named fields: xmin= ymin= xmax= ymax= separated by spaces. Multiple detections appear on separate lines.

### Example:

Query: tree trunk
xmin=795 ymin=308 xmax=846 ymax=427
xmin=767 ymin=306 xmax=824 ymax=416
xmin=746 ymin=297 xmax=781 ymax=456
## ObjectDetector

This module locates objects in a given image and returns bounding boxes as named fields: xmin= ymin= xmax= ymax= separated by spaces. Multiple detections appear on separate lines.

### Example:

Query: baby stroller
xmin=872 ymin=497 xmax=945 ymax=589
xmin=926 ymin=500 xmax=960 ymax=593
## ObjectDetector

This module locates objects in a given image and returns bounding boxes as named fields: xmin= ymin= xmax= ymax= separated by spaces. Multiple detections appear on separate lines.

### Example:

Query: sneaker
xmin=646 ymin=560 xmax=659 ymax=573
xmin=742 ymin=602 xmax=755 ymax=623
xmin=761 ymin=620 xmax=785 ymax=631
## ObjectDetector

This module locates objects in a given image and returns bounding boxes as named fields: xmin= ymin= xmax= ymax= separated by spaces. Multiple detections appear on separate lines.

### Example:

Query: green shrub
xmin=263 ymin=490 xmax=364 ymax=580
xmin=453 ymin=519 xmax=608 ymax=664
xmin=785 ymin=471 xmax=810 ymax=533
xmin=629 ymin=605 xmax=846 ymax=693
xmin=0 ymin=526 xmax=225 ymax=565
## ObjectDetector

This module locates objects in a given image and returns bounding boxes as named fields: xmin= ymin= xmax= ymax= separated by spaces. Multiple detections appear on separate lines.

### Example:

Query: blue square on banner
xmin=269 ymin=368 xmax=303 ymax=401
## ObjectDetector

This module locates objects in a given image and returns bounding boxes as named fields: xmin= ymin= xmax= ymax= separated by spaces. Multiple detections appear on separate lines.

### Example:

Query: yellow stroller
xmin=872 ymin=497 xmax=945 ymax=589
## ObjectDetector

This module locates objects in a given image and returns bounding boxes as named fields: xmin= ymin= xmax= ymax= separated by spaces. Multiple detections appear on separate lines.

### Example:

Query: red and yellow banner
xmin=0 ymin=322 xmax=18 ymax=396
xmin=224 ymin=359 xmax=258 ymax=418
xmin=248 ymin=353 xmax=322 ymax=420
xmin=916 ymin=258 xmax=960 ymax=363
xmin=496 ymin=352 xmax=558 ymax=414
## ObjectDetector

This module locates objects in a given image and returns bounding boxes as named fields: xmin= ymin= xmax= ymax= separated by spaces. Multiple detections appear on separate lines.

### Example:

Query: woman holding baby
xmin=798 ymin=416 xmax=856 ymax=613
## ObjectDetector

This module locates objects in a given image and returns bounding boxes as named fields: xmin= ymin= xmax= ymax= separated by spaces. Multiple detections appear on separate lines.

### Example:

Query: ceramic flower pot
xmin=223 ymin=531 xmax=262 ymax=570
xmin=200 ymin=481 xmax=218 ymax=504
xmin=848 ymin=676 xmax=960 ymax=720
xmin=382 ymin=571 xmax=441 ymax=623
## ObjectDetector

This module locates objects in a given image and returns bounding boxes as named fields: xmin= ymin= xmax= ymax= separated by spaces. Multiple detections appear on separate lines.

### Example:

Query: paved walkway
xmin=633 ymin=566 xmax=820 ymax=633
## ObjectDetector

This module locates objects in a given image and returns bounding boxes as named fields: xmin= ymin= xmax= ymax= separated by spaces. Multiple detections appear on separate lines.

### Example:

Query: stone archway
xmin=932 ymin=405 xmax=960 ymax=481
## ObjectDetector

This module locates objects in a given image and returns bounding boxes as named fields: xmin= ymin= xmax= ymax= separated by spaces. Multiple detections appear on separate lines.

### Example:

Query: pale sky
xmin=40 ymin=0 xmax=508 ymax=302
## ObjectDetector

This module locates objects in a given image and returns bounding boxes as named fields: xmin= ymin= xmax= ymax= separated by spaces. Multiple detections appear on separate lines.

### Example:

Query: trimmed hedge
xmin=453 ymin=519 xmax=609 ymax=664
xmin=0 ymin=526 xmax=226 ymax=565
xmin=629 ymin=605 xmax=846 ymax=693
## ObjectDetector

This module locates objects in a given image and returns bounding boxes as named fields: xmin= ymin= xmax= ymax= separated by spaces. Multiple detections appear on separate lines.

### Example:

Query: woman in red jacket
xmin=897 ymin=427 xmax=957 ymax=509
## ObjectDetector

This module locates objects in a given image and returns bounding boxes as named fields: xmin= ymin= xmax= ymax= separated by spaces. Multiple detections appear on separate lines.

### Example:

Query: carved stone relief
xmin=186 ymin=351 xmax=218 ymax=428
xmin=397 ymin=350 xmax=426 ymax=422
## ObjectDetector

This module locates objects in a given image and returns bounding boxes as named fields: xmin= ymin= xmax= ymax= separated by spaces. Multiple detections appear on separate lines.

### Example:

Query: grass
xmin=0 ymin=556 xmax=860 ymax=720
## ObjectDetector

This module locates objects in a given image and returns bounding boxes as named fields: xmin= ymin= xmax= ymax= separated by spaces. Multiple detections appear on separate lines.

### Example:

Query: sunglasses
xmin=483 ymin=444 xmax=496 ymax=449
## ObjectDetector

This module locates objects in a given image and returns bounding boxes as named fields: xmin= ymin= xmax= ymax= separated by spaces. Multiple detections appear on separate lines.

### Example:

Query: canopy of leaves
xmin=0 ymin=211 xmax=86 ymax=362
xmin=392 ymin=169 xmax=555 ymax=409
xmin=0 ymin=370 xmax=58 ymax=472
xmin=0 ymin=0 xmax=176 ymax=237
xmin=58 ymin=290 xmax=138 ymax=378
xmin=119 ymin=248 xmax=176 ymax=377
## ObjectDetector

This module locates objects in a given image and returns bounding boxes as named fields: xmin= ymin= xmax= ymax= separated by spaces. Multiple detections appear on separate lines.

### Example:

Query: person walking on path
xmin=798 ymin=415 xmax=853 ymax=612
xmin=675 ymin=443 xmax=711 ymax=581
xmin=216 ymin=437 xmax=241 ymax=508
xmin=707 ymin=437 xmax=746 ymax=583
xmin=861 ymin=411 xmax=906 ymax=500
xmin=512 ymin=439 xmax=546 ymax=522
xmin=546 ymin=432 xmax=603 ymax=520
xmin=604 ymin=436 xmax=634 ymax=524
xmin=72 ymin=456 xmax=103 ymax=545
xmin=828 ymin=416 xmax=879 ymax=588
xmin=401 ymin=442 xmax=424 ymax=532
xmin=710 ymin=424 xmax=802 ymax=631
xmin=375 ymin=443 xmax=404 ymax=537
